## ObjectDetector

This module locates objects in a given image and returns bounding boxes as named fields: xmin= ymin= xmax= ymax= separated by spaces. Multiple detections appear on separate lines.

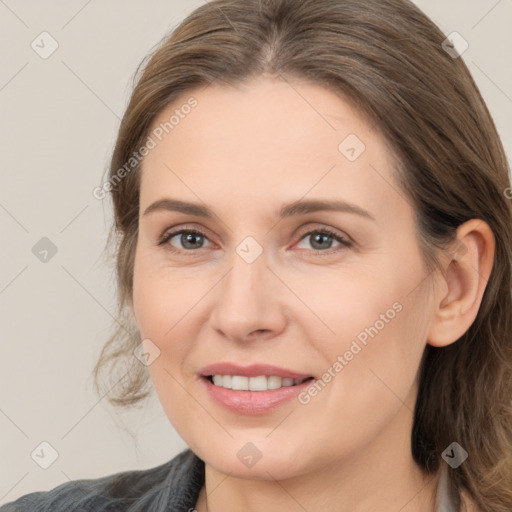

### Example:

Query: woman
xmin=2 ymin=0 xmax=511 ymax=511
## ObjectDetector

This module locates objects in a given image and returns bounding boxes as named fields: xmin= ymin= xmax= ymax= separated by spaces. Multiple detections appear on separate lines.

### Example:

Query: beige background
xmin=1 ymin=0 xmax=511 ymax=503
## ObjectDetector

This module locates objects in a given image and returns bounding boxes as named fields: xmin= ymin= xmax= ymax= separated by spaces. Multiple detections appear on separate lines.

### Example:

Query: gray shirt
xmin=0 ymin=449 xmax=460 ymax=511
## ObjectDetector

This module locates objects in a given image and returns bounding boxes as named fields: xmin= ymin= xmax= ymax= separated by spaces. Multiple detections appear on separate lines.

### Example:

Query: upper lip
xmin=199 ymin=362 xmax=313 ymax=380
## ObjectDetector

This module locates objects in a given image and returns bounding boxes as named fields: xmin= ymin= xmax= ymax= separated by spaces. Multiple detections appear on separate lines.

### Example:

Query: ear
xmin=427 ymin=219 xmax=495 ymax=347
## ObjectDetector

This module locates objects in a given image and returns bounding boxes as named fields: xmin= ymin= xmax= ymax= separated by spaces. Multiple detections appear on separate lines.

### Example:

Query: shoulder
xmin=0 ymin=448 xmax=204 ymax=512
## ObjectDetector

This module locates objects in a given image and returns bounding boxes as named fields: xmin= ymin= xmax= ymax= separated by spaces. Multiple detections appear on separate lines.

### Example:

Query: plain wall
xmin=1 ymin=0 xmax=511 ymax=503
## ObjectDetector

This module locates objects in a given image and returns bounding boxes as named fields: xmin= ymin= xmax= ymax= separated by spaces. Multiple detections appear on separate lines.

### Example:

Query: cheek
xmin=132 ymin=249 xmax=201 ymax=340
xmin=132 ymin=250 xmax=210 ymax=405
xmin=333 ymin=278 xmax=431 ymax=423
xmin=283 ymin=259 xmax=404 ymax=353
xmin=132 ymin=255 xmax=201 ymax=432
xmin=298 ymin=288 xmax=430 ymax=460
xmin=311 ymin=250 xmax=430 ymax=398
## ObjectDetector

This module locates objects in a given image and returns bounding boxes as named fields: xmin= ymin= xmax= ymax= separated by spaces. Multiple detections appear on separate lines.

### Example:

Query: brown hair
xmin=93 ymin=0 xmax=512 ymax=509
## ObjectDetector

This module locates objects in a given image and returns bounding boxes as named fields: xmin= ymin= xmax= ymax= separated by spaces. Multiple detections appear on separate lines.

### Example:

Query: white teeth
xmin=231 ymin=376 xmax=249 ymax=390
xmin=267 ymin=376 xmax=282 ymax=389
xmin=209 ymin=375 xmax=309 ymax=391
xmin=248 ymin=375 xmax=267 ymax=391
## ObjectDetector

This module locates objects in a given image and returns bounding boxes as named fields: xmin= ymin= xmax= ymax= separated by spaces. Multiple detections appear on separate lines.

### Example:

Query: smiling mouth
xmin=205 ymin=375 xmax=315 ymax=391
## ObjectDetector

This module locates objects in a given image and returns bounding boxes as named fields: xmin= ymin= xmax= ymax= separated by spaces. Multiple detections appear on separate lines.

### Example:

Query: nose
xmin=208 ymin=247 xmax=287 ymax=343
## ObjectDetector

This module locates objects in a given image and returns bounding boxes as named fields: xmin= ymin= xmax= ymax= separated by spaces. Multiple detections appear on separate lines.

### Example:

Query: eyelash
xmin=157 ymin=225 xmax=353 ymax=256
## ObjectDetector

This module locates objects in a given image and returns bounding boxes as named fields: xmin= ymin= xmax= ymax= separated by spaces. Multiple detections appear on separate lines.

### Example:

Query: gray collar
xmin=435 ymin=463 xmax=460 ymax=511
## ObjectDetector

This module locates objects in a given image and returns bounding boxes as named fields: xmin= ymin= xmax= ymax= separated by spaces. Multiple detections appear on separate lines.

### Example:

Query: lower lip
xmin=201 ymin=376 xmax=314 ymax=415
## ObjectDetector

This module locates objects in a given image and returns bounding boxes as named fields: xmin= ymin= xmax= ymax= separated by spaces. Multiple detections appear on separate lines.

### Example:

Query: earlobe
xmin=427 ymin=219 xmax=495 ymax=348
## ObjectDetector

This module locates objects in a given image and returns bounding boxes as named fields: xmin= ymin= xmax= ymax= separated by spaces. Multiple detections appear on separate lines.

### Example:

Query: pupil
xmin=183 ymin=233 xmax=202 ymax=249
xmin=312 ymin=233 xmax=331 ymax=249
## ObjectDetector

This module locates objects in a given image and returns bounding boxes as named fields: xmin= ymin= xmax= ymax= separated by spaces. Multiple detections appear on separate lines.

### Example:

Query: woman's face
xmin=132 ymin=76 xmax=438 ymax=479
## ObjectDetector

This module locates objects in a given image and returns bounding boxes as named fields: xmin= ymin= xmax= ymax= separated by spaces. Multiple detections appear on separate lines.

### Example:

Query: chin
xmin=200 ymin=441 xmax=313 ymax=480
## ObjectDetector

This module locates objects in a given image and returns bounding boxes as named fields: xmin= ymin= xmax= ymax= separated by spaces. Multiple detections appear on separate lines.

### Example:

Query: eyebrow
xmin=143 ymin=198 xmax=376 ymax=222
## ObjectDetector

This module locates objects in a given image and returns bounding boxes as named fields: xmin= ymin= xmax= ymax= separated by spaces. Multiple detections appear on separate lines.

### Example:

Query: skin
xmin=131 ymin=76 xmax=494 ymax=512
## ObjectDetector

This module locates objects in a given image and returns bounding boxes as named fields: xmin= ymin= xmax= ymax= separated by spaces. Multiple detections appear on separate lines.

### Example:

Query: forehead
xmin=139 ymin=77 xmax=407 ymax=224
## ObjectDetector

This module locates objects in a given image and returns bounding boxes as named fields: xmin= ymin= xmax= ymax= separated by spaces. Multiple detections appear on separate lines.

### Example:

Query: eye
xmin=295 ymin=228 xmax=352 ymax=254
xmin=157 ymin=226 xmax=352 ymax=255
xmin=158 ymin=228 xmax=213 ymax=252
